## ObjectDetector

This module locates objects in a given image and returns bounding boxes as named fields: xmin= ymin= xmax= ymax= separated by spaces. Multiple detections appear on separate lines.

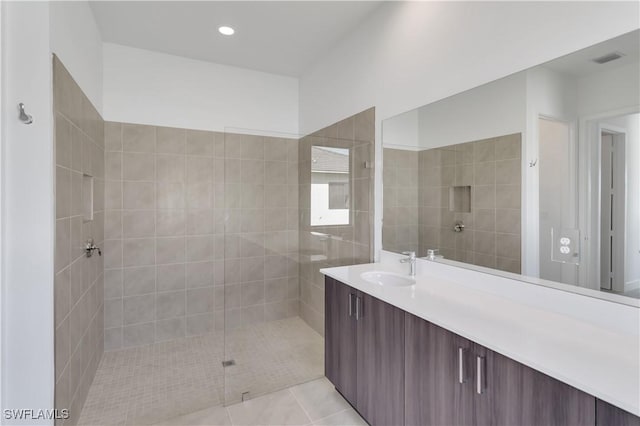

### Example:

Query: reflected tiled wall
xmin=53 ymin=56 xmax=105 ymax=425
xmin=103 ymin=124 xmax=299 ymax=350
xmin=298 ymin=108 xmax=375 ymax=335
xmin=382 ymin=149 xmax=419 ymax=254
xmin=383 ymin=133 xmax=521 ymax=274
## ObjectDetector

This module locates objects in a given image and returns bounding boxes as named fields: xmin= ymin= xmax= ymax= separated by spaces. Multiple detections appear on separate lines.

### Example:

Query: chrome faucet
xmin=400 ymin=251 xmax=416 ymax=277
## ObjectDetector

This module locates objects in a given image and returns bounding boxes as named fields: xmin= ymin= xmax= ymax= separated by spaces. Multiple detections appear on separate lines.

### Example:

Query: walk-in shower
xmin=53 ymin=55 xmax=374 ymax=425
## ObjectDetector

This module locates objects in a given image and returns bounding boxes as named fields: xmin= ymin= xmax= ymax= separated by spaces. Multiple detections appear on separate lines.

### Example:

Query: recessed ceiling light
xmin=218 ymin=26 xmax=235 ymax=36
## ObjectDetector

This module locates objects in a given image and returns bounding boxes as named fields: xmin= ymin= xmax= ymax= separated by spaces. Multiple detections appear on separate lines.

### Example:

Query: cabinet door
xmin=356 ymin=292 xmax=405 ymax=426
xmin=477 ymin=343 xmax=596 ymax=426
xmin=405 ymin=313 xmax=474 ymax=426
xmin=596 ymin=399 xmax=640 ymax=426
xmin=324 ymin=277 xmax=357 ymax=406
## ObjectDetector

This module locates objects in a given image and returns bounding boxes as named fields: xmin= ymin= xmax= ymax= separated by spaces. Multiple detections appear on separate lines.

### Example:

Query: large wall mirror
xmin=382 ymin=29 xmax=640 ymax=304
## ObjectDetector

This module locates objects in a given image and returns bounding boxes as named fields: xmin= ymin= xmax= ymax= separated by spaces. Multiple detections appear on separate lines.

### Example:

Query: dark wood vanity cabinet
xmin=324 ymin=276 xmax=357 ymax=406
xmin=326 ymin=277 xmax=638 ymax=426
xmin=356 ymin=291 xmax=405 ymax=426
xmin=477 ymin=342 xmax=596 ymax=425
xmin=597 ymin=400 xmax=640 ymax=426
xmin=405 ymin=312 xmax=474 ymax=426
xmin=324 ymin=277 xmax=405 ymax=426
xmin=405 ymin=313 xmax=596 ymax=426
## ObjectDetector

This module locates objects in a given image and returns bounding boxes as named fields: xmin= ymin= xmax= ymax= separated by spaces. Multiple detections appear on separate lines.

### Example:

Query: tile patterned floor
xmin=78 ymin=317 xmax=324 ymax=426
xmin=155 ymin=378 xmax=367 ymax=426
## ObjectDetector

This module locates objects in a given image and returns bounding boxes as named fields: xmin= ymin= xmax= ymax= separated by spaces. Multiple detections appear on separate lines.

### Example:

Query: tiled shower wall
xmin=53 ymin=56 xmax=105 ymax=425
xmin=382 ymin=149 xmax=419 ymax=254
xmin=298 ymin=108 xmax=375 ymax=335
xmin=382 ymin=133 xmax=521 ymax=274
xmin=102 ymin=124 xmax=300 ymax=350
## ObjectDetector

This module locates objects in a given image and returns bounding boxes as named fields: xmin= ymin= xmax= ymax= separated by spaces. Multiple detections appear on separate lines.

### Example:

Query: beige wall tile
xmin=186 ymin=130 xmax=214 ymax=156
xmin=495 ymin=158 xmax=521 ymax=185
xmin=123 ymin=238 xmax=155 ymax=267
xmin=496 ymin=208 xmax=521 ymax=234
xmin=123 ymin=124 xmax=155 ymax=153
xmin=186 ymin=313 xmax=214 ymax=336
xmin=186 ymin=261 xmax=214 ymax=288
xmin=104 ymin=269 xmax=123 ymax=299
xmin=187 ymin=288 xmax=214 ymax=315
xmin=122 ymin=322 xmax=155 ymax=347
xmin=104 ymin=299 xmax=123 ymax=328
xmin=123 ymin=294 xmax=155 ymax=325
xmin=157 ymin=154 xmax=185 ymax=182
xmin=494 ymin=133 xmax=521 ymax=160
xmin=186 ymin=236 xmax=214 ymax=262
xmin=105 ymin=122 xmax=122 ymax=152
xmin=156 ymin=317 xmax=185 ymax=341
xmin=56 ymin=167 xmax=71 ymax=219
xmin=123 ymin=152 xmax=155 ymax=181
xmin=496 ymin=184 xmax=521 ymax=209
xmin=474 ymin=138 xmax=495 ymax=162
xmin=157 ymin=182 xmax=185 ymax=209
xmin=156 ymin=264 xmax=186 ymax=292
xmin=123 ymin=266 xmax=155 ymax=296
xmin=156 ymin=210 xmax=185 ymax=236
xmin=241 ymin=135 xmax=265 ymax=159
xmin=123 ymin=210 xmax=155 ymax=238
xmin=123 ymin=181 xmax=155 ymax=210
xmin=156 ymin=127 xmax=185 ymax=154
xmin=156 ymin=237 xmax=186 ymax=264
xmin=156 ymin=291 xmax=186 ymax=320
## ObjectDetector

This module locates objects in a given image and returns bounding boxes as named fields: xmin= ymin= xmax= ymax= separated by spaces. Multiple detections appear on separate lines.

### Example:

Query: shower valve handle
xmin=85 ymin=239 xmax=102 ymax=258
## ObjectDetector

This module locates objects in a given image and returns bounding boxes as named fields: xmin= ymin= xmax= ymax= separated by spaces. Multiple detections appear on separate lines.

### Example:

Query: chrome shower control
xmin=85 ymin=238 xmax=102 ymax=258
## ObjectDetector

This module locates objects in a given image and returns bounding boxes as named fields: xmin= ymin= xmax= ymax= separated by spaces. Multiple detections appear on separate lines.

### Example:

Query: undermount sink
xmin=360 ymin=271 xmax=416 ymax=287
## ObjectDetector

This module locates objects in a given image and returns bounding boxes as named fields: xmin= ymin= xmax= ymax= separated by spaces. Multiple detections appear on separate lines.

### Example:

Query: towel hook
xmin=18 ymin=103 xmax=33 ymax=125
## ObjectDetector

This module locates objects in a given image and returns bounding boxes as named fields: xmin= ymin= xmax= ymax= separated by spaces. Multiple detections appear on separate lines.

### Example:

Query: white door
xmin=600 ymin=130 xmax=626 ymax=292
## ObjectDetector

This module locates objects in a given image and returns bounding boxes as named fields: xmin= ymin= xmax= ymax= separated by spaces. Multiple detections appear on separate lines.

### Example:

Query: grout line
xmin=287 ymin=387 xmax=314 ymax=425
xmin=312 ymin=408 xmax=354 ymax=425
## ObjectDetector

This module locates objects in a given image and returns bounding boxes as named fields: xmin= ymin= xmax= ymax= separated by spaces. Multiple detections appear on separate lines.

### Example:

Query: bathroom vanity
xmin=321 ymin=256 xmax=640 ymax=426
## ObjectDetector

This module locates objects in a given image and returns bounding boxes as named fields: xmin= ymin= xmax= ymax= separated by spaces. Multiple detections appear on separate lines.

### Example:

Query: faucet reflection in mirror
xmin=383 ymin=133 xmax=522 ymax=273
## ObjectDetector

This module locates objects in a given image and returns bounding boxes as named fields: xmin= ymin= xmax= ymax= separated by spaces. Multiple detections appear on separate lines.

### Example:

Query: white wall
xmin=298 ymin=1 xmax=640 ymax=260
xmin=524 ymin=66 xmax=579 ymax=279
xmin=577 ymin=62 xmax=640 ymax=117
xmin=50 ymin=1 xmax=103 ymax=113
xmin=381 ymin=108 xmax=419 ymax=150
xmin=1 ymin=2 xmax=55 ymax=423
xmin=417 ymin=72 xmax=527 ymax=149
xmin=102 ymin=43 xmax=299 ymax=135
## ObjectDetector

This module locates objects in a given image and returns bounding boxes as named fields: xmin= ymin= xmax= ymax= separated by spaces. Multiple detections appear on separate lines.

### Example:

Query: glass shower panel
xmin=222 ymin=129 xmax=323 ymax=405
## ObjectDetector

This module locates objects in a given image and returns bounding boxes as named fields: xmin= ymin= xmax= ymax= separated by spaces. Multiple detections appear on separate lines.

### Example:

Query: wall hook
xmin=529 ymin=159 xmax=538 ymax=168
xmin=18 ymin=103 xmax=33 ymax=124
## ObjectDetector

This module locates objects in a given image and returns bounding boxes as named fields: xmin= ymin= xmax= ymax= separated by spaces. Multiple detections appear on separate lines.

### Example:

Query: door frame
xmin=578 ymin=105 xmax=639 ymax=291
xmin=598 ymin=125 xmax=627 ymax=292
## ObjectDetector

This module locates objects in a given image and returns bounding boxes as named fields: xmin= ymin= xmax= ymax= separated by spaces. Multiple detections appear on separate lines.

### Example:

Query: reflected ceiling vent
xmin=592 ymin=52 xmax=625 ymax=64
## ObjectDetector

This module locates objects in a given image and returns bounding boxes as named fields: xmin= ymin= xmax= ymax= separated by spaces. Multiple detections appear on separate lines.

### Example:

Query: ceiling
xmin=90 ymin=1 xmax=382 ymax=77
xmin=543 ymin=29 xmax=639 ymax=77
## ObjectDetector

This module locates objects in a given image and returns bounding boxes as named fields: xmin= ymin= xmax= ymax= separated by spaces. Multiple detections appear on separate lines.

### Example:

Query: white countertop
xmin=320 ymin=255 xmax=640 ymax=416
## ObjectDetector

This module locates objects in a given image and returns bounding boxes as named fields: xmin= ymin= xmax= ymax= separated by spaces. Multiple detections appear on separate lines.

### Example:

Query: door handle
xmin=355 ymin=296 xmax=362 ymax=320
xmin=476 ymin=356 xmax=485 ymax=394
xmin=348 ymin=293 xmax=353 ymax=317
xmin=458 ymin=347 xmax=466 ymax=384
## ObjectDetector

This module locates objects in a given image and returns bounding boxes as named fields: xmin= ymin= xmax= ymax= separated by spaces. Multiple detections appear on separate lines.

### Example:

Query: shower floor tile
xmin=77 ymin=317 xmax=323 ymax=426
